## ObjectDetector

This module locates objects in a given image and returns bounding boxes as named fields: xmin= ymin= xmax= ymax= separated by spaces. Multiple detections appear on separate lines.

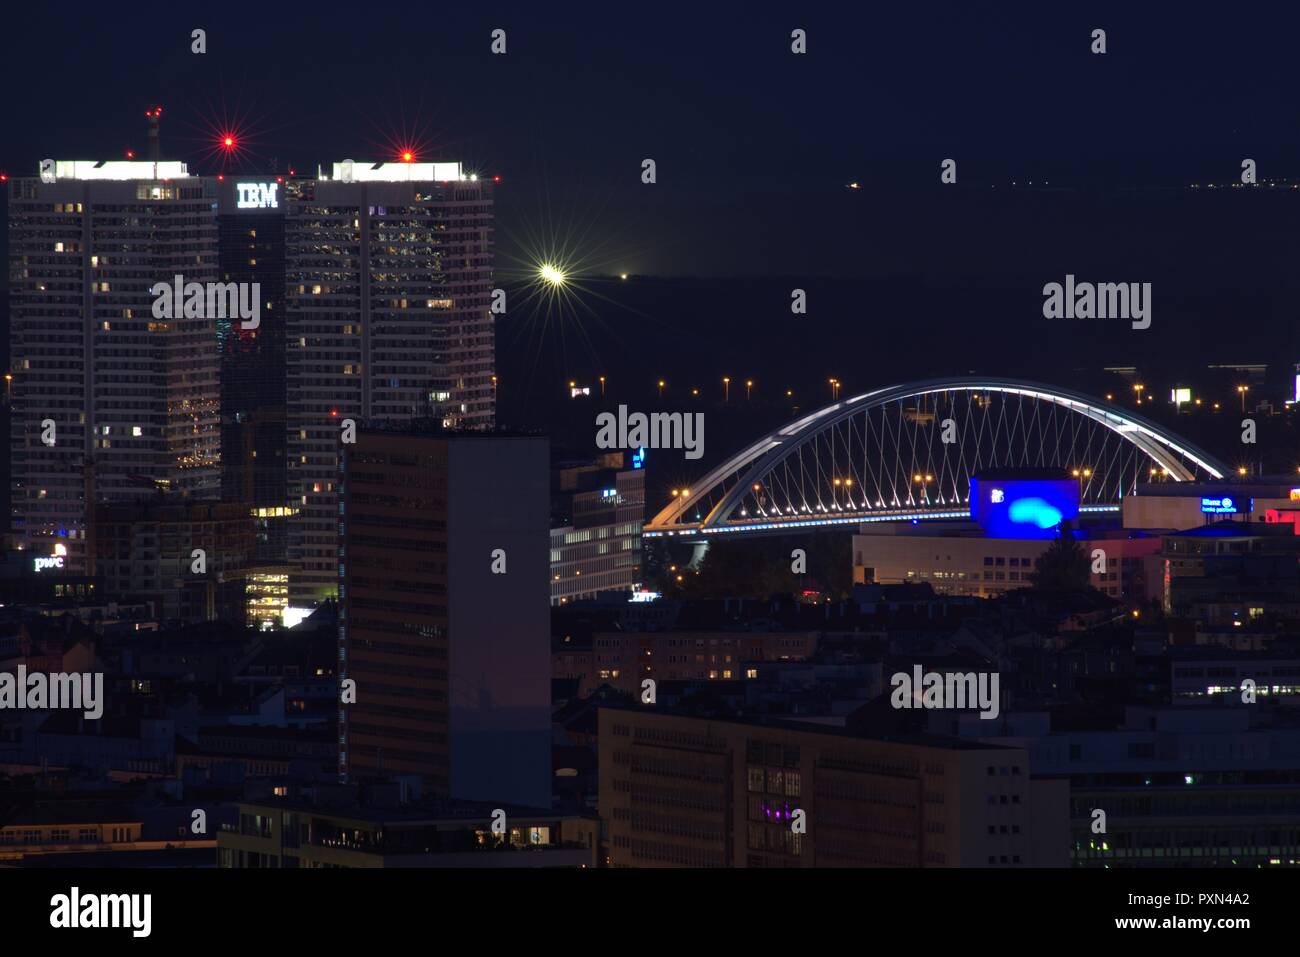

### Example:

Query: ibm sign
xmin=236 ymin=182 xmax=279 ymax=209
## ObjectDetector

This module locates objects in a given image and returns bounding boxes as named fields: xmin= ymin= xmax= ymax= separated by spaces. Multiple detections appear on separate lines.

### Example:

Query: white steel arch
xmin=647 ymin=377 xmax=1228 ymax=534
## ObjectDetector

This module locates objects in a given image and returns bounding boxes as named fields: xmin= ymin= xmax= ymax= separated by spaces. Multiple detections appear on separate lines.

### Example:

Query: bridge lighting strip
xmin=642 ymin=504 xmax=1121 ymax=537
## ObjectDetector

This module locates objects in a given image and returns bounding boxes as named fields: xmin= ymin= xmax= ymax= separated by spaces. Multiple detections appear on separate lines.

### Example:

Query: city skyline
xmin=0 ymin=4 xmax=1295 ymax=939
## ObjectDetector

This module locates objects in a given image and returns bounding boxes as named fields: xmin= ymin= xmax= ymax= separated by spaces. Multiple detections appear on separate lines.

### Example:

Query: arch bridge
xmin=644 ymin=377 xmax=1227 ymax=538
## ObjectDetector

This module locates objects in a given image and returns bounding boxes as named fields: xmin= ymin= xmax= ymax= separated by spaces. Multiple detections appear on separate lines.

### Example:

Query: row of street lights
xmin=564 ymin=377 xmax=844 ymax=401
xmin=1128 ymin=382 xmax=1250 ymax=412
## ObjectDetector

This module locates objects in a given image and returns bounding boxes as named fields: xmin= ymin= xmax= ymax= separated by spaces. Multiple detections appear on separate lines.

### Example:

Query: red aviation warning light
xmin=401 ymin=150 xmax=415 ymax=163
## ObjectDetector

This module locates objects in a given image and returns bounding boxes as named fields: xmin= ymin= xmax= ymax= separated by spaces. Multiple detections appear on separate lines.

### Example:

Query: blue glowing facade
xmin=970 ymin=470 xmax=1080 ymax=540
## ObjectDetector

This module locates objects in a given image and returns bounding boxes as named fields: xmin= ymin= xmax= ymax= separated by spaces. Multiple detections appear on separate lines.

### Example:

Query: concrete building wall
xmin=447 ymin=437 xmax=551 ymax=808
xmin=599 ymin=708 xmax=1060 ymax=868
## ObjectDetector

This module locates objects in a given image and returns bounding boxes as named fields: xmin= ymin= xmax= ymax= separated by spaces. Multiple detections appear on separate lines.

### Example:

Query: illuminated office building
xmin=286 ymin=162 xmax=496 ymax=606
xmin=550 ymin=452 xmax=645 ymax=605
xmin=8 ymin=160 xmax=222 ymax=574
xmin=217 ymin=175 xmax=290 ymax=563
xmin=854 ymin=469 xmax=1161 ymax=600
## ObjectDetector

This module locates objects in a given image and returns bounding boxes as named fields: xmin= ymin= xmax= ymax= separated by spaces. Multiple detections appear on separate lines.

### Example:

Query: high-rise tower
xmin=8 ymin=158 xmax=222 ymax=572
xmin=285 ymin=161 xmax=495 ymax=606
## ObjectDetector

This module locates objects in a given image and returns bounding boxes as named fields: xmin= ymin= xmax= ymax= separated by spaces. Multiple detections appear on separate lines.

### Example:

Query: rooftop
xmin=45 ymin=160 xmax=191 ymax=181
xmin=320 ymin=161 xmax=466 ymax=183
xmin=1134 ymin=479 xmax=1299 ymax=498
xmin=598 ymin=700 xmax=1012 ymax=751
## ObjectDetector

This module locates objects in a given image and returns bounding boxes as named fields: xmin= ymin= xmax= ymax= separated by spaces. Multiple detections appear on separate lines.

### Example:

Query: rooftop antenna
xmin=146 ymin=106 xmax=163 ymax=162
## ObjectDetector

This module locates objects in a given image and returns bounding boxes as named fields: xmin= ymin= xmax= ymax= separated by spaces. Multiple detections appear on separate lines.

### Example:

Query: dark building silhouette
xmin=340 ymin=425 xmax=550 ymax=807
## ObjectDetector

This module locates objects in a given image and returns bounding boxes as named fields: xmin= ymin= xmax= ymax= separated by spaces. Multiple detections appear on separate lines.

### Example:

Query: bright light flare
xmin=539 ymin=263 xmax=567 ymax=286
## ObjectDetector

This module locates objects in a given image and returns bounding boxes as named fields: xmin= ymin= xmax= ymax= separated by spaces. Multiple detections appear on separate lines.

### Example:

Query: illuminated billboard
xmin=1200 ymin=494 xmax=1250 ymax=515
xmin=969 ymin=469 xmax=1079 ymax=540
xmin=236 ymin=182 xmax=279 ymax=209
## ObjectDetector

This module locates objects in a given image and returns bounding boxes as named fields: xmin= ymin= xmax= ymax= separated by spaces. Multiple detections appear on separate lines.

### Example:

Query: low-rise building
xmin=555 ymin=630 xmax=818 ymax=697
xmin=218 ymin=788 xmax=598 ymax=868
xmin=551 ymin=452 xmax=644 ymax=605
xmin=599 ymin=706 xmax=1067 ymax=867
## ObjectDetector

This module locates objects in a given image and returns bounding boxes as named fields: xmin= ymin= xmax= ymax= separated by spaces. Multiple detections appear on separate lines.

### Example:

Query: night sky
xmin=6 ymin=2 xmax=1300 ymax=426
xmin=5 ymin=3 xmax=1300 ymax=276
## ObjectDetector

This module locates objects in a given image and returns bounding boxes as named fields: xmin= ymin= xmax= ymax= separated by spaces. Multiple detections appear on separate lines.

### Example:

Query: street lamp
xmin=746 ymin=379 xmax=753 ymax=401
xmin=1237 ymin=384 xmax=1249 ymax=412
xmin=723 ymin=377 xmax=731 ymax=402
xmin=912 ymin=473 xmax=933 ymax=505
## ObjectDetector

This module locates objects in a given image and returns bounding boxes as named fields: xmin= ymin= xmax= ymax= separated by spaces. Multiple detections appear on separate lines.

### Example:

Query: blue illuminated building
xmin=970 ymin=468 xmax=1080 ymax=540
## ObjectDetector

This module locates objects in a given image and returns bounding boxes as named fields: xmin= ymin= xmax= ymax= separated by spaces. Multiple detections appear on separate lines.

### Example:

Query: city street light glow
xmin=539 ymin=263 xmax=566 ymax=286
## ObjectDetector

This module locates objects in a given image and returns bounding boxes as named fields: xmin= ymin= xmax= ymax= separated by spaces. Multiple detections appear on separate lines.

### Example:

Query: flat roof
xmin=598 ymin=701 xmax=1011 ymax=751
xmin=1133 ymin=480 xmax=1298 ymax=497
xmin=972 ymin=467 xmax=1072 ymax=481
xmin=46 ymin=160 xmax=191 ymax=180
xmin=320 ymin=161 xmax=466 ymax=182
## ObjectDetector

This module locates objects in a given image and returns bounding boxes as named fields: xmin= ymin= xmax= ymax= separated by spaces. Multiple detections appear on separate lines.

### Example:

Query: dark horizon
xmin=4 ymin=3 xmax=1300 ymax=279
